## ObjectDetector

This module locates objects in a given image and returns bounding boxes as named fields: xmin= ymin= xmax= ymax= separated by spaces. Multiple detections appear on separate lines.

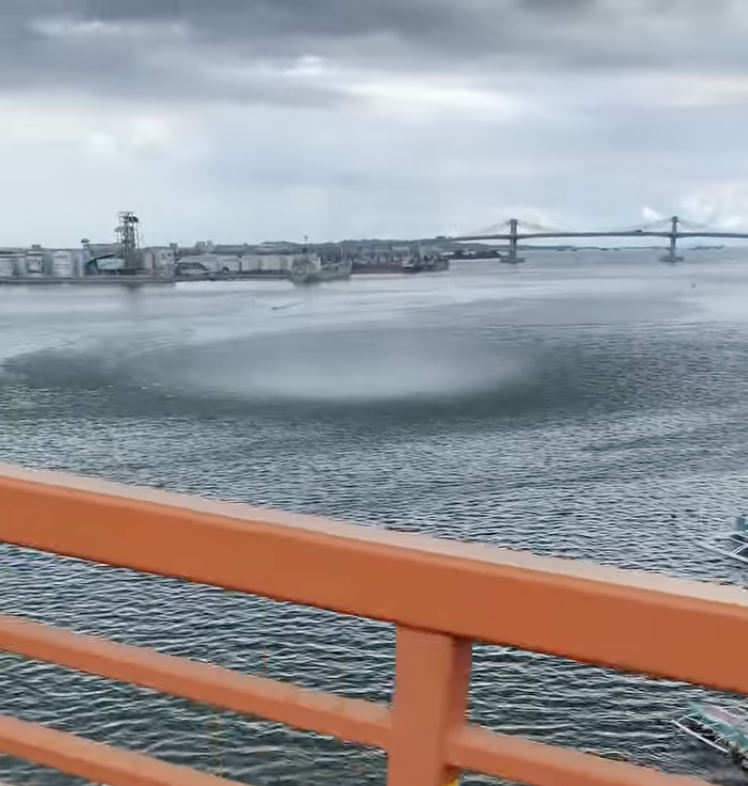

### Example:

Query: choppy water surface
xmin=2 ymin=250 xmax=748 ymax=785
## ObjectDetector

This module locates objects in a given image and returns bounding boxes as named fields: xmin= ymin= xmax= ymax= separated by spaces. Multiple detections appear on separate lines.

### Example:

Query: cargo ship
xmin=352 ymin=260 xmax=404 ymax=275
xmin=352 ymin=255 xmax=450 ymax=275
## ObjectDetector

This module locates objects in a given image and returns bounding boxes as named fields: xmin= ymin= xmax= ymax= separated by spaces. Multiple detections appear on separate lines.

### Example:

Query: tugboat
xmin=289 ymin=254 xmax=352 ymax=286
xmin=699 ymin=515 xmax=748 ymax=565
xmin=401 ymin=253 xmax=450 ymax=274
xmin=674 ymin=703 xmax=748 ymax=770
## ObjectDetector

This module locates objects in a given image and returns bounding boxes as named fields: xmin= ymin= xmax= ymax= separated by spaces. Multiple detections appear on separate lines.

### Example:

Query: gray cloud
xmin=69 ymin=0 xmax=748 ymax=68
xmin=0 ymin=0 xmax=747 ymax=246
xmin=0 ymin=0 xmax=744 ymax=106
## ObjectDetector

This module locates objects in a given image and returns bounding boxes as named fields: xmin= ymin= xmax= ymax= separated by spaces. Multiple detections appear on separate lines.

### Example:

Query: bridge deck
xmin=455 ymin=231 xmax=748 ymax=242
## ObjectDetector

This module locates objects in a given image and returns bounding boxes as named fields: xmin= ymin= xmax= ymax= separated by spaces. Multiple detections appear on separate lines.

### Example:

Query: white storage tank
xmin=140 ymin=248 xmax=170 ymax=274
xmin=70 ymin=250 xmax=85 ymax=277
xmin=259 ymin=254 xmax=286 ymax=273
xmin=154 ymin=248 xmax=175 ymax=276
xmin=141 ymin=249 xmax=154 ymax=272
xmin=50 ymin=250 xmax=75 ymax=278
xmin=241 ymin=255 xmax=261 ymax=272
xmin=0 ymin=256 xmax=15 ymax=278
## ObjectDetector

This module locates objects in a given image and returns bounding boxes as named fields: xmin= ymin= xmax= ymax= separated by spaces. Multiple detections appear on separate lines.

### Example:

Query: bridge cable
xmin=467 ymin=219 xmax=512 ymax=236
xmin=679 ymin=218 xmax=719 ymax=232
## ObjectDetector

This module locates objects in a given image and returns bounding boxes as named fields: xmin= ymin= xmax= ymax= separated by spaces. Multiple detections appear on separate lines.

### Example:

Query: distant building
xmin=47 ymin=249 xmax=86 ymax=278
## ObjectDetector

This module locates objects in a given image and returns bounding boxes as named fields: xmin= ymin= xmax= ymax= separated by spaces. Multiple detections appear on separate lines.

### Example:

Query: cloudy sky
xmin=4 ymin=0 xmax=748 ymax=246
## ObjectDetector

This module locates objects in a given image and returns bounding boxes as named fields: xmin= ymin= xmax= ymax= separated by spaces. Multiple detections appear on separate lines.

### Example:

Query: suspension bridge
xmin=450 ymin=216 xmax=748 ymax=264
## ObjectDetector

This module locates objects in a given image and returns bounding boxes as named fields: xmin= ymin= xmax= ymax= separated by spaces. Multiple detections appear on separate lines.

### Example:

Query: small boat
xmin=289 ymin=255 xmax=352 ymax=286
xmin=699 ymin=515 xmax=748 ymax=565
xmin=674 ymin=703 xmax=748 ymax=766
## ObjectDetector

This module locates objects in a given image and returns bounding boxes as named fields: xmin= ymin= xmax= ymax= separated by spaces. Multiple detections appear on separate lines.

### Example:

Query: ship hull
xmin=352 ymin=262 xmax=404 ymax=275
xmin=353 ymin=258 xmax=450 ymax=275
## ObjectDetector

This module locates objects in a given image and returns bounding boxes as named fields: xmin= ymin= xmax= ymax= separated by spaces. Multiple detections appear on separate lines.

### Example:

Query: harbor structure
xmin=0 ymin=218 xmax=454 ymax=284
xmin=0 ymin=214 xmax=307 ymax=284
xmin=6 ymin=211 xmax=741 ymax=285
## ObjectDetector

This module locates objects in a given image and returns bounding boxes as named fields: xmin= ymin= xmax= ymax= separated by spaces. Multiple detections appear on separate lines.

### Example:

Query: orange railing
xmin=0 ymin=461 xmax=746 ymax=786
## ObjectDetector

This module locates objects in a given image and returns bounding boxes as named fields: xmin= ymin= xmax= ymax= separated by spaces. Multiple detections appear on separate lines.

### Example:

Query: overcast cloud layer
xmin=3 ymin=0 xmax=748 ymax=245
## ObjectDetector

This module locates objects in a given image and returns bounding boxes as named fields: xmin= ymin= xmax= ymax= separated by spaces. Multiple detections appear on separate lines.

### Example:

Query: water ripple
xmin=1 ymin=257 xmax=748 ymax=784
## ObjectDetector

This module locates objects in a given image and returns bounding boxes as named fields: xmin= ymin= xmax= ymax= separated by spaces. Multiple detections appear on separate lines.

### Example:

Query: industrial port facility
xmin=0 ymin=212 xmax=451 ymax=286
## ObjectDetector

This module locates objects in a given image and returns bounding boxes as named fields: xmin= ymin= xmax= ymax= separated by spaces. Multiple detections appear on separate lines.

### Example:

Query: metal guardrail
xmin=0 ymin=462 xmax=743 ymax=786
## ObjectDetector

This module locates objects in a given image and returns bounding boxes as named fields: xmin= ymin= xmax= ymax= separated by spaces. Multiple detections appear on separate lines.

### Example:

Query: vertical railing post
xmin=387 ymin=626 xmax=472 ymax=786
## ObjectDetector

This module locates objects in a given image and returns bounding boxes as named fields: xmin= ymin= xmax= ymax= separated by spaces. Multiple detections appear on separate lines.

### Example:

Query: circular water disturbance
xmin=0 ymin=252 xmax=747 ymax=786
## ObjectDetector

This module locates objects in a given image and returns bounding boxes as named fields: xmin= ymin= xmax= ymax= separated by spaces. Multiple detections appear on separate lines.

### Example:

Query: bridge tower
xmin=660 ymin=216 xmax=684 ymax=264
xmin=502 ymin=218 xmax=526 ymax=265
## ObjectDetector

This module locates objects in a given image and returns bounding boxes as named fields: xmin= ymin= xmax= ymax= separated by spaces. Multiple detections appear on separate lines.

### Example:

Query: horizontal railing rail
xmin=0 ymin=462 xmax=743 ymax=786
